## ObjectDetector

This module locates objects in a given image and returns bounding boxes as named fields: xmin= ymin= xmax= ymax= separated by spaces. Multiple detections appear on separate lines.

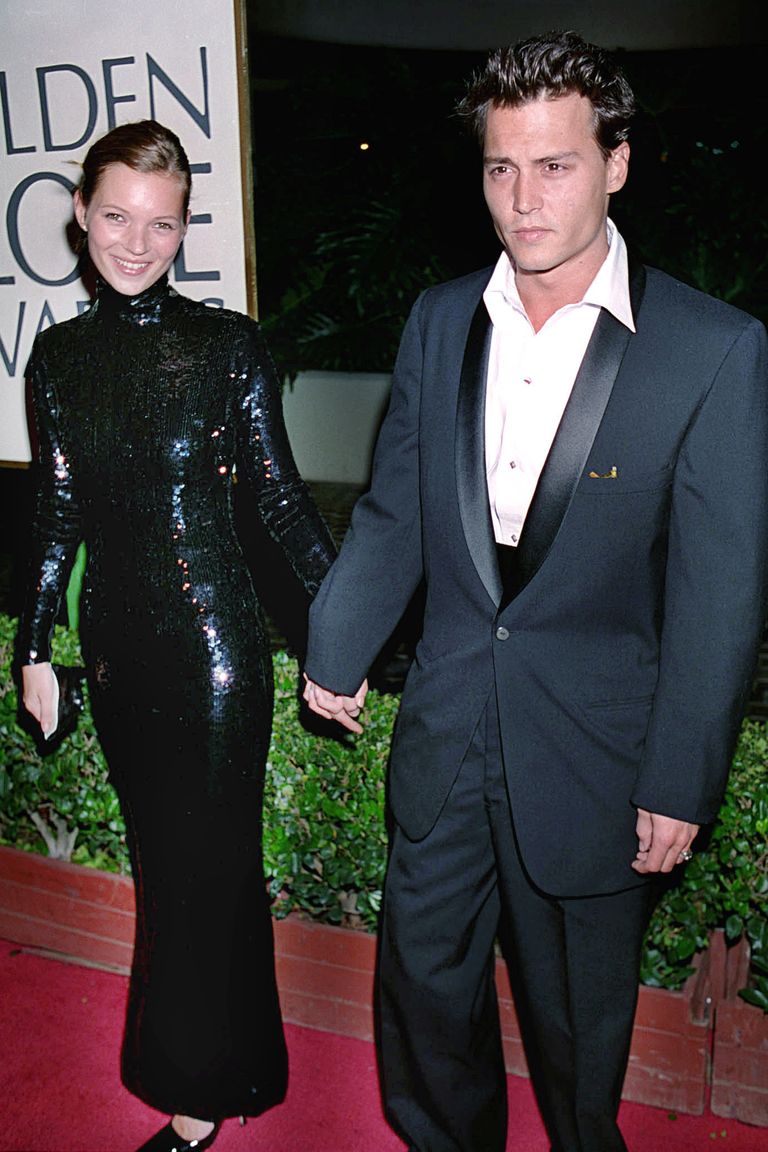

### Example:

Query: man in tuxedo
xmin=303 ymin=30 xmax=768 ymax=1152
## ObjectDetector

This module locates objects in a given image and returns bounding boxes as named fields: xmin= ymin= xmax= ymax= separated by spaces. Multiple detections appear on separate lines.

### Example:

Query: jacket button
xmin=495 ymin=626 xmax=510 ymax=641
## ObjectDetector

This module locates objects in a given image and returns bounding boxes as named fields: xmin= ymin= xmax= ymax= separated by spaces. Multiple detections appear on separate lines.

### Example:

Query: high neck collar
xmin=94 ymin=275 xmax=173 ymax=326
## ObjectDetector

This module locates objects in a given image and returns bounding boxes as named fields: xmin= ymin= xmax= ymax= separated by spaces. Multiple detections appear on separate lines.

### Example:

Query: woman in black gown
xmin=18 ymin=120 xmax=339 ymax=1152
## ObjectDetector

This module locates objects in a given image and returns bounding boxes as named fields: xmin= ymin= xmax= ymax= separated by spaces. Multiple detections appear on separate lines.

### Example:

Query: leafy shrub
xmin=640 ymin=719 xmax=768 ymax=1006
xmin=0 ymin=614 xmax=125 ymax=872
xmin=265 ymin=649 xmax=397 ymax=929
xmin=2 ymin=612 xmax=767 ymax=1003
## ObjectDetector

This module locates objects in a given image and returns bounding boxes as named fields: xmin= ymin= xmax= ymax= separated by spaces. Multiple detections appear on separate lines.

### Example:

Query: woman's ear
xmin=73 ymin=189 xmax=87 ymax=232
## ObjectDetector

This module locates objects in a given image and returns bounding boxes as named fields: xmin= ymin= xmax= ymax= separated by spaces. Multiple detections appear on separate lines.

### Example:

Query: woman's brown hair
xmin=78 ymin=119 xmax=192 ymax=215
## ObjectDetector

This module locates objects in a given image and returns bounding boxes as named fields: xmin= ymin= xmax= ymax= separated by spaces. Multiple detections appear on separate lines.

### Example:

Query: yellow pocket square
xmin=588 ymin=466 xmax=618 ymax=479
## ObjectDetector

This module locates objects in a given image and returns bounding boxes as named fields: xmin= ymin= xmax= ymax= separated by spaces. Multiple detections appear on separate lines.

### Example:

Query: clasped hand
xmin=303 ymin=674 xmax=368 ymax=734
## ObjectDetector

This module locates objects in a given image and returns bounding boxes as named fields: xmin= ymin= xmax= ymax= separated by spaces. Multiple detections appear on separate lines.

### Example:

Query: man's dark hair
xmin=457 ymin=30 xmax=636 ymax=157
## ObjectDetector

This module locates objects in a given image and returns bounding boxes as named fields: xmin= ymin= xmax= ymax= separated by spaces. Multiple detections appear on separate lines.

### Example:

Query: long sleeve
xmin=631 ymin=315 xmax=768 ymax=822
xmin=304 ymin=292 xmax=426 ymax=696
xmin=16 ymin=341 xmax=84 ymax=665
xmin=233 ymin=320 xmax=336 ymax=597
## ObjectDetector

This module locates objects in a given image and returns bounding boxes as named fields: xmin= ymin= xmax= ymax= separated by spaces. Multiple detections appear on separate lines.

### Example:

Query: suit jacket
xmin=305 ymin=259 xmax=768 ymax=897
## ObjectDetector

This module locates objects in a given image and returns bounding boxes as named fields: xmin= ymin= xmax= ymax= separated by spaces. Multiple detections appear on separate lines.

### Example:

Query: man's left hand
xmin=631 ymin=808 xmax=699 ymax=874
xmin=302 ymin=674 xmax=368 ymax=734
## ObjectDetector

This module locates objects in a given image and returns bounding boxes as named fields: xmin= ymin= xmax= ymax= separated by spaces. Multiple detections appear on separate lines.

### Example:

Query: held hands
xmin=302 ymin=674 xmax=368 ymax=734
xmin=632 ymin=807 xmax=700 ymax=874
xmin=21 ymin=662 xmax=57 ymax=738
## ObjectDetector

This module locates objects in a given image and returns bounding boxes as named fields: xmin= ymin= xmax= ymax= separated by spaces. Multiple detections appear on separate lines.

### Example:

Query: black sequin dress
xmin=17 ymin=276 xmax=336 ymax=1119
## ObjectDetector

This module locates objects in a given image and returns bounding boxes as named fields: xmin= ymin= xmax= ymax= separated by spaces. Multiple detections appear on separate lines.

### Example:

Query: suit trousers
xmin=378 ymin=691 xmax=658 ymax=1152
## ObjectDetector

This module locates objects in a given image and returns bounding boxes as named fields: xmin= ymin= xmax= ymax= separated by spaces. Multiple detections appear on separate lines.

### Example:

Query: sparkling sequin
xmin=17 ymin=274 xmax=335 ymax=1117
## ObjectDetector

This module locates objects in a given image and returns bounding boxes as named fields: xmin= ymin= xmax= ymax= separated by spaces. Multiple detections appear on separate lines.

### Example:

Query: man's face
xmin=482 ymin=93 xmax=629 ymax=290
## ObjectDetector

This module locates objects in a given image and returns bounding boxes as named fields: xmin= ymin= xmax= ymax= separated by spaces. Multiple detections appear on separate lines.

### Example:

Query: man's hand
xmin=631 ymin=808 xmax=700 ymax=874
xmin=21 ymin=662 xmax=57 ymax=737
xmin=303 ymin=675 xmax=368 ymax=734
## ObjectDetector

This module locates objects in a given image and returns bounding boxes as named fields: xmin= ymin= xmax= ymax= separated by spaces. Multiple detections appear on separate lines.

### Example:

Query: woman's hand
xmin=22 ymin=662 xmax=57 ymax=737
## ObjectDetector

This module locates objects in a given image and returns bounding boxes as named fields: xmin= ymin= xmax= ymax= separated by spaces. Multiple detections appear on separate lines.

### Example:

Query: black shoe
xmin=135 ymin=1120 xmax=220 ymax=1152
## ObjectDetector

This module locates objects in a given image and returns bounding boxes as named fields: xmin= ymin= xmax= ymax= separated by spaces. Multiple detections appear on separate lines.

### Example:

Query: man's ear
xmin=607 ymin=141 xmax=630 ymax=195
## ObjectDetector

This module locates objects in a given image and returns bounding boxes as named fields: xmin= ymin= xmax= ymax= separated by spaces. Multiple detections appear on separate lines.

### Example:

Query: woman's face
xmin=74 ymin=162 xmax=189 ymax=295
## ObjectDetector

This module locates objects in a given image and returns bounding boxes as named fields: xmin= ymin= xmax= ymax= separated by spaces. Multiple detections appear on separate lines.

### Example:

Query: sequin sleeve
xmin=16 ymin=339 xmax=84 ymax=665
xmin=232 ymin=319 xmax=336 ymax=597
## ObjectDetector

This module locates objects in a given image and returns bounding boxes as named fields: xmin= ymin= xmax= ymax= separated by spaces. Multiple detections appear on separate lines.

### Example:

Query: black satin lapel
xmin=455 ymin=299 xmax=502 ymax=606
xmin=511 ymin=263 xmax=646 ymax=599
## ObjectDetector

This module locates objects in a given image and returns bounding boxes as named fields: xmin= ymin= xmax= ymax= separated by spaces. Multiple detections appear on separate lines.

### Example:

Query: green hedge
xmin=1 ymin=612 xmax=766 ymax=1005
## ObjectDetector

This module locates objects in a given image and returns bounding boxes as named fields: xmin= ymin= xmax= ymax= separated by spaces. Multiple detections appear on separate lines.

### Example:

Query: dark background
xmin=250 ymin=35 xmax=767 ymax=378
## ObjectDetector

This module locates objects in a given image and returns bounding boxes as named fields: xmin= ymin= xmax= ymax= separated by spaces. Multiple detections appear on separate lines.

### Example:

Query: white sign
xmin=0 ymin=1 xmax=251 ymax=462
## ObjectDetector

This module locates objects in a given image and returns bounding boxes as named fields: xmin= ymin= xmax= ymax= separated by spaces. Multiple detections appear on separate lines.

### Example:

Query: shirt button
xmin=496 ymin=626 xmax=510 ymax=641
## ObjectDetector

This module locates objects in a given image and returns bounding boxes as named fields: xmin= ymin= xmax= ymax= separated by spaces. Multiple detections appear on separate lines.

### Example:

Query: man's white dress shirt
xmin=483 ymin=220 xmax=635 ymax=547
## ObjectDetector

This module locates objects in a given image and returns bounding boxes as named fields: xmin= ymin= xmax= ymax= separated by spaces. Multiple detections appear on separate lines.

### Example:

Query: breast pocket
xmin=575 ymin=465 xmax=674 ymax=496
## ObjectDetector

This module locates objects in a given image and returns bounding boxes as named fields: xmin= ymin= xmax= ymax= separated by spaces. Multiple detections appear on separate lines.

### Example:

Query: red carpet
xmin=1 ymin=938 xmax=766 ymax=1152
